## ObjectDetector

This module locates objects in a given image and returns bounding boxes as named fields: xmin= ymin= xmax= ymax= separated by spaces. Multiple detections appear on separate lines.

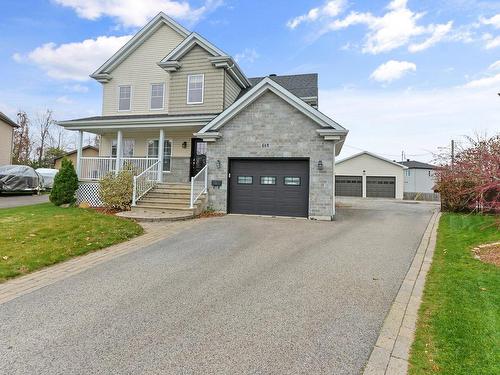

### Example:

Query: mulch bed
xmin=472 ymin=242 xmax=500 ymax=267
xmin=197 ymin=211 xmax=225 ymax=218
xmin=89 ymin=207 xmax=122 ymax=216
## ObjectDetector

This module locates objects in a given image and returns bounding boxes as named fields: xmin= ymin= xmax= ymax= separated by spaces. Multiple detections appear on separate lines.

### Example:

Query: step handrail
xmin=190 ymin=165 xmax=208 ymax=208
xmin=132 ymin=160 xmax=161 ymax=206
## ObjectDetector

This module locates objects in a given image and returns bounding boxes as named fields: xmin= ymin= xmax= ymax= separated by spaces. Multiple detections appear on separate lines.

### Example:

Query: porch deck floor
xmin=116 ymin=209 xmax=194 ymax=223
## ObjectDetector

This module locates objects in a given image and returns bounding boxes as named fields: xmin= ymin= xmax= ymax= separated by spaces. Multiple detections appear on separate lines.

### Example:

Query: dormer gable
xmin=158 ymin=33 xmax=250 ymax=89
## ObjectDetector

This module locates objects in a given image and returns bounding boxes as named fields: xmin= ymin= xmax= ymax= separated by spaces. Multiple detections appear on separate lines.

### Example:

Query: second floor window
xmin=187 ymin=74 xmax=204 ymax=104
xmin=118 ymin=85 xmax=131 ymax=111
xmin=150 ymin=83 xmax=164 ymax=110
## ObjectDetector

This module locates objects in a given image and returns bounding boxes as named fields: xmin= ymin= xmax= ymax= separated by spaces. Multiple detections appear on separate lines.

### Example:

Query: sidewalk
xmin=363 ymin=210 xmax=441 ymax=375
xmin=0 ymin=220 xmax=197 ymax=305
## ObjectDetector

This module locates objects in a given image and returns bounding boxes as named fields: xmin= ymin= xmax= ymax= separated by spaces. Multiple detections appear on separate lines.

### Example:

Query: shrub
xmin=50 ymin=158 xmax=79 ymax=206
xmin=99 ymin=168 xmax=134 ymax=211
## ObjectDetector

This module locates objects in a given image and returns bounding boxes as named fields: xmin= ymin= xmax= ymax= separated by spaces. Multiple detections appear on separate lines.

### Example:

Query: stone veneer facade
xmin=205 ymin=91 xmax=335 ymax=219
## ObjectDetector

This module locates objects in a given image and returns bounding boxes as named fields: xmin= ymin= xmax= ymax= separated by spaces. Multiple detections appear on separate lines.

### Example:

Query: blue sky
xmin=0 ymin=0 xmax=499 ymax=161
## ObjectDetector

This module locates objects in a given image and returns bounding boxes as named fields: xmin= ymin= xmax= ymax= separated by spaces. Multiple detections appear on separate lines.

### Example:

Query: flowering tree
xmin=435 ymin=134 xmax=499 ymax=213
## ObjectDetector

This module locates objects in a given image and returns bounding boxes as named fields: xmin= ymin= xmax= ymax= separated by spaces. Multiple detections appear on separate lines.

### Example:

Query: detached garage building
xmin=335 ymin=151 xmax=407 ymax=199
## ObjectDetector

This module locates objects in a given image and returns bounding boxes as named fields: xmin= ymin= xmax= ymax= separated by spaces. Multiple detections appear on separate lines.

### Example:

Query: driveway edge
xmin=363 ymin=210 xmax=441 ymax=375
xmin=0 ymin=220 xmax=197 ymax=305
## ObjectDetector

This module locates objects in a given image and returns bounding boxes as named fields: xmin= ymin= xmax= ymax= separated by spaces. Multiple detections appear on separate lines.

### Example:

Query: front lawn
xmin=409 ymin=213 xmax=500 ymax=375
xmin=0 ymin=203 xmax=143 ymax=282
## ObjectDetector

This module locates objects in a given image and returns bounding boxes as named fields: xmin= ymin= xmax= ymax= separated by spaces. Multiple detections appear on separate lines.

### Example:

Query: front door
xmin=190 ymin=138 xmax=207 ymax=177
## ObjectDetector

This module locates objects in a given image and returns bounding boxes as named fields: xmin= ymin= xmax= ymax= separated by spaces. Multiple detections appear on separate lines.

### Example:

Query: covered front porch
xmin=71 ymin=125 xmax=209 ymax=208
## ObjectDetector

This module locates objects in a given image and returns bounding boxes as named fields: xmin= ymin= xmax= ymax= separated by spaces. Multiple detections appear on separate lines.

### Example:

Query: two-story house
xmin=399 ymin=159 xmax=437 ymax=194
xmin=60 ymin=12 xmax=348 ymax=220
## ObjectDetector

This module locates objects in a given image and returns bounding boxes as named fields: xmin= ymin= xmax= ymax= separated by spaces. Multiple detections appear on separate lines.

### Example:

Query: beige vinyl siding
xmin=102 ymin=24 xmax=184 ymax=116
xmin=0 ymin=120 xmax=14 ymax=165
xmin=168 ymin=45 xmax=224 ymax=115
xmin=223 ymin=71 xmax=241 ymax=109
xmin=99 ymin=129 xmax=198 ymax=158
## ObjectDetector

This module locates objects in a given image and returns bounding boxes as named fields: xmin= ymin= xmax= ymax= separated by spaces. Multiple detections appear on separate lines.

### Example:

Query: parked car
xmin=0 ymin=165 xmax=42 ymax=193
xmin=36 ymin=168 xmax=59 ymax=189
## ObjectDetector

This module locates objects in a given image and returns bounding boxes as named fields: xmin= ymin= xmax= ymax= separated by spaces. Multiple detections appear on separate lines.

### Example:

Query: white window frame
xmin=150 ymin=83 xmax=165 ymax=110
xmin=111 ymin=138 xmax=135 ymax=157
xmin=146 ymin=138 xmax=173 ymax=172
xmin=186 ymin=74 xmax=204 ymax=105
xmin=118 ymin=85 xmax=132 ymax=112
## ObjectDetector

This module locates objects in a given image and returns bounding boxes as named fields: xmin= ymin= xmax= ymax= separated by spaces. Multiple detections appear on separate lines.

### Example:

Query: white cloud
xmin=482 ymin=33 xmax=500 ymax=49
xmin=370 ymin=60 xmax=416 ymax=82
xmin=408 ymin=21 xmax=453 ymax=52
xmin=56 ymin=96 xmax=74 ymax=104
xmin=54 ymin=0 xmax=223 ymax=27
xmin=287 ymin=0 xmax=346 ymax=29
xmin=13 ymin=35 xmax=132 ymax=81
xmin=319 ymin=85 xmax=500 ymax=161
xmin=488 ymin=60 xmax=500 ymax=70
xmin=64 ymin=84 xmax=89 ymax=93
xmin=462 ymin=73 xmax=500 ymax=88
xmin=234 ymin=48 xmax=259 ymax=64
xmin=480 ymin=14 xmax=500 ymax=29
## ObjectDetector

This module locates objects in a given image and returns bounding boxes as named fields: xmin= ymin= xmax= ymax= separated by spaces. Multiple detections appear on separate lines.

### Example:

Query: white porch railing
xmin=132 ymin=160 xmax=161 ymax=206
xmin=79 ymin=157 xmax=159 ymax=180
xmin=190 ymin=165 xmax=208 ymax=208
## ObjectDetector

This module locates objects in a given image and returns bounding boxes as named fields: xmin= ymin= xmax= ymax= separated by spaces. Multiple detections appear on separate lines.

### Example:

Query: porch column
xmin=76 ymin=130 xmax=83 ymax=178
xmin=332 ymin=141 xmax=336 ymax=218
xmin=158 ymin=129 xmax=165 ymax=182
xmin=116 ymin=130 xmax=123 ymax=175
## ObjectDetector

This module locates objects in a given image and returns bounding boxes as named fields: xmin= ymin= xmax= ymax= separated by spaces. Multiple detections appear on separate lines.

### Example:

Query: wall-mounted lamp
xmin=317 ymin=160 xmax=324 ymax=170
xmin=182 ymin=141 xmax=187 ymax=149
xmin=216 ymin=160 xmax=221 ymax=169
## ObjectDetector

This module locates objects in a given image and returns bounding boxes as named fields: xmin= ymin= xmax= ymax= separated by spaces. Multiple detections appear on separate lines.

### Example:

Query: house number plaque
xmin=261 ymin=143 xmax=270 ymax=148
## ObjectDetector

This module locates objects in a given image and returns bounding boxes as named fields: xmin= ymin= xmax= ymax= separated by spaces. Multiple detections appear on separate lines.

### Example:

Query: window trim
xmin=260 ymin=176 xmax=277 ymax=185
xmin=186 ymin=74 xmax=204 ymax=105
xmin=237 ymin=176 xmax=253 ymax=185
xmin=117 ymin=85 xmax=132 ymax=112
xmin=111 ymin=138 xmax=135 ymax=157
xmin=149 ymin=83 xmax=165 ymax=111
xmin=146 ymin=138 xmax=173 ymax=173
xmin=284 ymin=176 xmax=301 ymax=186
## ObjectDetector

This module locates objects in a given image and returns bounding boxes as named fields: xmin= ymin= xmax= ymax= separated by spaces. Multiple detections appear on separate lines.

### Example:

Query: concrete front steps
xmin=125 ymin=182 xmax=207 ymax=222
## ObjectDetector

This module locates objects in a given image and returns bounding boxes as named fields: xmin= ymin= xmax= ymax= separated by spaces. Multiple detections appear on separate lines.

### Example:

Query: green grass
xmin=409 ymin=213 xmax=500 ymax=375
xmin=0 ymin=203 xmax=143 ymax=282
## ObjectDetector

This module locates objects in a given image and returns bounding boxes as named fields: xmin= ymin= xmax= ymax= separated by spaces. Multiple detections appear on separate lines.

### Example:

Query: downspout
xmin=332 ymin=141 xmax=336 ymax=220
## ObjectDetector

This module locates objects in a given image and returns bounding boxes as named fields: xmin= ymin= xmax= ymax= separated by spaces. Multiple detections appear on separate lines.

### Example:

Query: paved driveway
xmin=0 ymin=199 xmax=435 ymax=374
xmin=0 ymin=193 xmax=49 ymax=208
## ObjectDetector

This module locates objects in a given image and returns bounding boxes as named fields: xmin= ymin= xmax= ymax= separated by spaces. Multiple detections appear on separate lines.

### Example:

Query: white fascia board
xmin=198 ymin=77 xmax=346 ymax=134
xmin=91 ymin=12 xmax=189 ymax=78
xmin=160 ymin=32 xmax=226 ymax=62
xmin=335 ymin=151 xmax=408 ymax=169
xmin=192 ymin=132 xmax=220 ymax=141
xmin=58 ymin=114 xmax=215 ymax=129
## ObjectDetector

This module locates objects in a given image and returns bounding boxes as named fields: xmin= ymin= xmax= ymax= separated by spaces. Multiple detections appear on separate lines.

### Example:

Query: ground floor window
xmin=111 ymin=139 xmax=135 ymax=157
xmin=147 ymin=139 xmax=172 ymax=172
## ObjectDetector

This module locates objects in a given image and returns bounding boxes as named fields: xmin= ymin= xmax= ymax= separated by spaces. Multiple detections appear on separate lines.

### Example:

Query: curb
xmin=0 ymin=220 xmax=196 ymax=305
xmin=363 ymin=210 xmax=441 ymax=375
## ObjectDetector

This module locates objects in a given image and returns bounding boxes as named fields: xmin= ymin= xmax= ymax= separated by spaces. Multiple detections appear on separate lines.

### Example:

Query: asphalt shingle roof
xmin=63 ymin=113 xmax=219 ymax=122
xmin=399 ymin=160 xmax=436 ymax=169
xmin=247 ymin=73 xmax=318 ymax=99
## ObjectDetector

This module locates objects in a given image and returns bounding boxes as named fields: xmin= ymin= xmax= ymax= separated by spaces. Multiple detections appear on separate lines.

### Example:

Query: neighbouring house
xmin=53 ymin=146 xmax=99 ymax=169
xmin=399 ymin=159 xmax=437 ymax=194
xmin=59 ymin=12 xmax=348 ymax=219
xmin=0 ymin=112 xmax=17 ymax=166
xmin=335 ymin=151 xmax=407 ymax=199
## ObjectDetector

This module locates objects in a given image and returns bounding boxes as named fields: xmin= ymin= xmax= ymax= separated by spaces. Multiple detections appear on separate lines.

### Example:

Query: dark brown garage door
xmin=366 ymin=176 xmax=396 ymax=198
xmin=228 ymin=159 xmax=309 ymax=217
xmin=335 ymin=175 xmax=362 ymax=197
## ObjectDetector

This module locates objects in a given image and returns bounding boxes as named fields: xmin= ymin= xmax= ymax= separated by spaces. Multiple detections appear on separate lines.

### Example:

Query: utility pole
xmin=401 ymin=150 xmax=405 ymax=161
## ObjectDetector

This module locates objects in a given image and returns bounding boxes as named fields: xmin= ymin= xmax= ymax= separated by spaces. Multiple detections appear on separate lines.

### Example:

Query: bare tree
xmin=33 ymin=109 xmax=56 ymax=165
xmin=12 ymin=111 xmax=31 ymax=164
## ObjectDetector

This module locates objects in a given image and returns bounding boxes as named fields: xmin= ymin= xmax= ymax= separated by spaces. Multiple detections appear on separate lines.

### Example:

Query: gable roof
xmin=196 ymin=77 xmax=347 ymax=153
xmin=0 ymin=112 xmax=18 ymax=127
xmin=158 ymin=32 xmax=250 ymax=88
xmin=399 ymin=160 xmax=436 ymax=169
xmin=336 ymin=151 xmax=408 ymax=169
xmin=90 ymin=12 xmax=189 ymax=81
xmin=54 ymin=145 xmax=99 ymax=161
xmin=247 ymin=74 xmax=318 ymax=100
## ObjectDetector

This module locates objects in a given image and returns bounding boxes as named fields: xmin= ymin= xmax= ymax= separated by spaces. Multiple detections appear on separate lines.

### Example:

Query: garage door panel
xmin=366 ymin=176 xmax=395 ymax=198
xmin=335 ymin=175 xmax=362 ymax=197
xmin=229 ymin=159 xmax=309 ymax=217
